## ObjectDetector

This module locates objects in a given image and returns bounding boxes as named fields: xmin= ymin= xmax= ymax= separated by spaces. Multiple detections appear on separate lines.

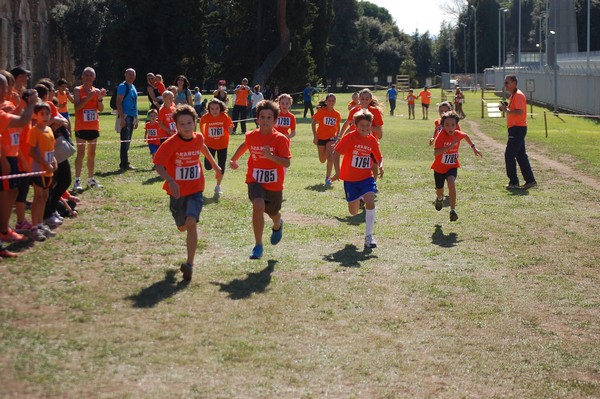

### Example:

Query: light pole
xmin=448 ymin=38 xmax=452 ymax=76
xmin=518 ymin=0 xmax=521 ymax=67
xmin=502 ymin=9 xmax=508 ymax=84
xmin=538 ymin=13 xmax=545 ymax=66
xmin=471 ymin=5 xmax=478 ymax=91
xmin=551 ymin=30 xmax=558 ymax=113
xmin=498 ymin=8 xmax=508 ymax=66
xmin=460 ymin=23 xmax=467 ymax=75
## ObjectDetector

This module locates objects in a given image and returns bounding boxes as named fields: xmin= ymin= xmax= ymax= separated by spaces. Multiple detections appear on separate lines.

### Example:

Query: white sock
xmin=365 ymin=207 xmax=376 ymax=236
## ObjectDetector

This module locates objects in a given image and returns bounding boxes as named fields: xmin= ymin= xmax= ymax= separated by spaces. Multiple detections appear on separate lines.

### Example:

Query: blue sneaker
xmin=270 ymin=220 xmax=283 ymax=245
xmin=250 ymin=244 xmax=263 ymax=259
xmin=325 ymin=177 xmax=332 ymax=187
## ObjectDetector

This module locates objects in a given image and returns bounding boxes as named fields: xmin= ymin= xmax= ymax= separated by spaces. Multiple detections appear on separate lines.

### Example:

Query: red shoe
xmin=0 ymin=228 xmax=27 ymax=243
xmin=0 ymin=249 xmax=18 ymax=258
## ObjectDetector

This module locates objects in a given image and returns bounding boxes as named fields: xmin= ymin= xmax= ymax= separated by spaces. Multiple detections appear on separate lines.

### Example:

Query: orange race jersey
xmin=18 ymin=122 xmax=31 ymax=171
xmin=417 ymin=90 xmax=432 ymax=104
xmin=158 ymin=104 xmax=176 ymax=139
xmin=348 ymin=100 xmax=359 ymax=109
xmin=507 ymin=89 xmax=527 ymax=128
xmin=244 ymin=129 xmax=291 ymax=191
xmin=28 ymin=125 xmax=55 ymax=177
xmin=347 ymin=105 xmax=384 ymax=127
xmin=74 ymin=86 xmax=100 ymax=131
xmin=234 ymin=86 xmax=251 ymax=107
xmin=200 ymin=112 xmax=233 ymax=150
xmin=433 ymin=118 xmax=461 ymax=137
xmin=153 ymin=132 xmax=206 ymax=197
xmin=0 ymin=110 xmax=12 ymax=135
xmin=313 ymin=107 xmax=341 ymax=140
xmin=274 ymin=111 xmax=296 ymax=136
xmin=334 ymin=130 xmax=382 ymax=182
xmin=1 ymin=100 xmax=21 ymax=157
xmin=56 ymin=90 xmax=69 ymax=113
xmin=431 ymin=129 xmax=467 ymax=174
xmin=406 ymin=94 xmax=416 ymax=104
xmin=144 ymin=121 xmax=161 ymax=146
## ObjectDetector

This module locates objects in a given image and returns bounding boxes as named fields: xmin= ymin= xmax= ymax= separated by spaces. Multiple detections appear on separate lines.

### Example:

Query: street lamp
xmin=471 ymin=5 xmax=478 ymax=91
xmin=498 ymin=8 xmax=508 ymax=67
xmin=538 ymin=12 xmax=545 ymax=66
xmin=460 ymin=23 xmax=467 ymax=75
xmin=550 ymin=30 xmax=558 ymax=114
xmin=448 ymin=38 xmax=452 ymax=76
xmin=502 ymin=9 xmax=508 ymax=84
xmin=518 ymin=0 xmax=521 ymax=67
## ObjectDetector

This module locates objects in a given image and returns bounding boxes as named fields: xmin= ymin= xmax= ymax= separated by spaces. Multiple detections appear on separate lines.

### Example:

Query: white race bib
xmin=324 ymin=117 xmax=337 ymax=126
xmin=253 ymin=168 xmax=278 ymax=183
xmin=83 ymin=109 xmax=97 ymax=122
xmin=208 ymin=127 xmax=224 ymax=137
xmin=351 ymin=155 xmax=371 ymax=169
xmin=147 ymin=128 xmax=158 ymax=137
xmin=176 ymin=164 xmax=201 ymax=181
xmin=277 ymin=117 xmax=290 ymax=127
xmin=169 ymin=121 xmax=177 ymax=131
xmin=44 ymin=150 xmax=55 ymax=163
xmin=442 ymin=153 xmax=458 ymax=165
xmin=10 ymin=132 xmax=19 ymax=146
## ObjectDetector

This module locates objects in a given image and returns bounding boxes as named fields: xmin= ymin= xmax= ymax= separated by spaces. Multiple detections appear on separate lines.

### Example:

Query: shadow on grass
xmin=126 ymin=269 xmax=188 ymax=308
xmin=335 ymin=212 xmax=365 ymax=226
xmin=305 ymin=184 xmax=330 ymax=192
xmin=95 ymin=169 xmax=126 ymax=178
xmin=323 ymin=244 xmax=378 ymax=268
xmin=505 ymin=187 xmax=530 ymax=196
xmin=431 ymin=224 xmax=462 ymax=248
xmin=202 ymin=195 xmax=220 ymax=206
xmin=142 ymin=175 xmax=163 ymax=185
xmin=210 ymin=260 xmax=276 ymax=300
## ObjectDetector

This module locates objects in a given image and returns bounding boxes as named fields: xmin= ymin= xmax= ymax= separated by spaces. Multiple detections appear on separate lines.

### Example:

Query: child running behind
xmin=28 ymin=102 xmax=57 ymax=241
xmin=274 ymin=94 xmax=296 ymax=139
xmin=331 ymin=109 xmax=384 ymax=249
xmin=199 ymin=99 xmax=233 ymax=196
xmin=311 ymin=93 xmax=341 ymax=186
xmin=429 ymin=102 xmax=459 ymax=146
xmin=144 ymin=108 xmax=161 ymax=162
xmin=154 ymin=105 xmax=222 ymax=281
xmin=229 ymin=100 xmax=292 ymax=260
xmin=406 ymin=89 xmax=416 ymax=120
xmin=431 ymin=111 xmax=482 ymax=222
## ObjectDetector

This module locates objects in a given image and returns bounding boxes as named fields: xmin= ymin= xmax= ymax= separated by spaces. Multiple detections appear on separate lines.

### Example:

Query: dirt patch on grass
xmin=465 ymin=120 xmax=600 ymax=191
xmin=284 ymin=211 xmax=338 ymax=227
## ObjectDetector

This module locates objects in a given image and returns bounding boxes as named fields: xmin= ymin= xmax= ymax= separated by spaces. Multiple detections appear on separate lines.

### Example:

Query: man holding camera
xmin=499 ymin=75 xmax=536 ymax=190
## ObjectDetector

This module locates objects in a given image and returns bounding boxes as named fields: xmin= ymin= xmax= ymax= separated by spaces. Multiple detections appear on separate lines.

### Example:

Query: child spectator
xmin=406 ymin=89 xmax=416 ymax=120
xmin=144 ymin=108 xmax=161 ymax=162
xmin=311 ymin=93 xmax=341 ymax=186
xmin=199 ymin=99 xmax=233 ymax=196
xmin=431 ymin=111 xmax=482 ymax=221
xmin=331 ymin=109 xmax=384 ymax=249
xmin=28 ymin=102 xmax=57 ymax=241
xmin=274 ymin=94 xmax=296 ymax=139
xmin=153 ymin=105 xmax=222 ymax=281
xmin=154 ymin=75 xmax=167 ymax=99
xmin=417 ymin=86 xmax=432 ymax=120
xmin=158 ymin=90 xmax=176 ymax=140
xmin=56 ymin=78 xmax=74 ymax=120
xmin=229 ymin=100 xmax=292 ymax=260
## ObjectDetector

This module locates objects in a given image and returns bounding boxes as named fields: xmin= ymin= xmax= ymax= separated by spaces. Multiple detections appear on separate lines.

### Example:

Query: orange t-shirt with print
xmin=153 ymin=133 xmax=206 ymax=197
xmin=244 ymin=129 xmax=291 ymax=191
xmin=28 ymin=125 xmax=56 ymax=177
xmin=200 ymin=112 xmax=233 ymax=150
xmin=158 ymin=104 xmax=176 ymax=139
xmin=431 ymin=129 xmax=467 ymax=174
xmin=274 ymin=111 xmax=297 ymax=136
xmin=334 ymin=130 xmax=382 ymax=182
xmin=74 ymin=86 xmax=100 ymax=131
xmin=145 ymin=121 xmax=161 ymax=146
xmin=313 ymin=108 xmax=341 ymax=140
xmin=406 ymin=94 xmax=416 ymax=104
xmin=1 ymin=100 xmax=21 ymax=158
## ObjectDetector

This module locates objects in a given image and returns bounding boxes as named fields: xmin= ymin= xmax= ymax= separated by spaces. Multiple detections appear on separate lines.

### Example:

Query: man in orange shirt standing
xmin=417 ymin=86 xmax=432 ymax=120
xmin=499 ymin=75 xmax=536 ymax=189
xmin=232 ymin=78 xmax=251 ymax=135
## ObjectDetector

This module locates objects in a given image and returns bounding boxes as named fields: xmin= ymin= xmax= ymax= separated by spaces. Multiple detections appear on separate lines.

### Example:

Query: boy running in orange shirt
xmin=311 ymin=93 xmax=341 ymax=186
xmin=157 ymin=90 xmax=176 ymax=140
xmin=331 ymin=109 xmax=384 ymax=249
xmin=28 ymin=102 xmax=57 ymax=242
xmin=144 ymin=109 xmax=161 ymax=162
xmin=431 ymin=111 xmax=482 ymax=222
xmin=199 ymin=99 xmax=233 ymax=196
xmin=274 ymin=93 xmax=296 ymax=139
xmin=154 ymin=105 xmax=222 ymax=281
xmin=229 ymin=100 xmax=292 ymax=260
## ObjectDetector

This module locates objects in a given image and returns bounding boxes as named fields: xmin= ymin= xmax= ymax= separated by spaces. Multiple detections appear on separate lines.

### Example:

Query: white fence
xmin=484 ymin=66 xmax=600 ymax=116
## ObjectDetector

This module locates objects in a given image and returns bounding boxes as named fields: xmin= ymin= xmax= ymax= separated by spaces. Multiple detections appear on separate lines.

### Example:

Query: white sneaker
xmin=40 ymin=224 xmax=57 ymax=238
xmin=53 ymin=211 xmax=64 ymax=221
xmin=44 ymin=215 xmax=63 ymax=227
xmin=73 ymin=179 xmax=83 ymax=192
xmin=29 ymin=226 xmax=46 ymax=242
xmin=87 ymin=178 xmax=103 ymax=188
xmin=214 ymin=185 xmax=223 ymax=195
xmin=364 ymin=234 xmax=378 ymax=249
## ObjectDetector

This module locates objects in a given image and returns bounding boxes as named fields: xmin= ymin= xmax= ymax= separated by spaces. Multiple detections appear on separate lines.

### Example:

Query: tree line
xmin=51 ymin=0 xmax=599 ymax=92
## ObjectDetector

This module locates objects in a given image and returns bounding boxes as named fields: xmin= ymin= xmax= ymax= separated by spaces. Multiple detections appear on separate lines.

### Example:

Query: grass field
xmin=1 ymin=90 xmax=599 ymax=398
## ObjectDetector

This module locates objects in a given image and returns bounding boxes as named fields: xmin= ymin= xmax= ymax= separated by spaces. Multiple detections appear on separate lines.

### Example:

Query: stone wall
xmin=0 ymin=0 xmax=75 ymax=84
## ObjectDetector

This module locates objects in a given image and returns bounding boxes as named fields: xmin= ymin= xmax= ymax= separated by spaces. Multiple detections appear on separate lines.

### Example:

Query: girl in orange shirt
xmin=274 ymin=94 xmax=296 ymax=139
xmin=312 ymin=93 xmax=341 ymax=186
xmin=199 ymin=99 xmax=233 ymax=196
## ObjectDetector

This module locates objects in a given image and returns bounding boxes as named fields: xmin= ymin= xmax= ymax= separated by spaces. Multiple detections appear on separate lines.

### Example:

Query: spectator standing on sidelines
xmin=116 ymin=68 xmax=138 ymax=171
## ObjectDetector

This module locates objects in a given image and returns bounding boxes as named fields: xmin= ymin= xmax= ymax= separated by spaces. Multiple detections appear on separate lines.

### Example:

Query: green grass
xmin=1 ymin=91 xmax=599 ymax=398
